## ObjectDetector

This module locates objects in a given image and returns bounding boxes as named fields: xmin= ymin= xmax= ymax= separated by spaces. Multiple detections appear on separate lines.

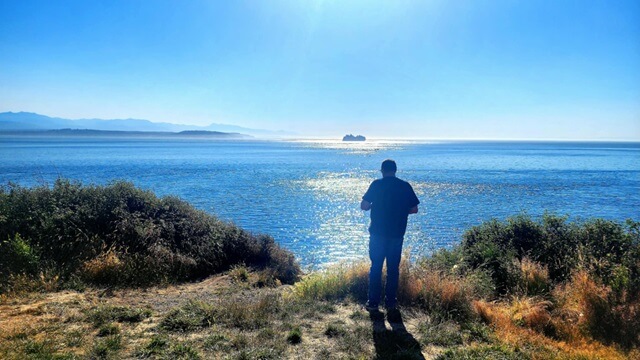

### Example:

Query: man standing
xmin=361 ymin=159 xmax=419 ymax=312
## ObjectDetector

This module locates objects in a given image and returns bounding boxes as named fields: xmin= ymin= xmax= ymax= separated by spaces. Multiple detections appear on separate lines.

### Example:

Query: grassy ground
xmin=0 ymin=271 xmax=435 ymax=360
xmin=1 ymin=267 xmax=635 ymax=360
xmin=1 ymin=183 xmax=637 ymax=359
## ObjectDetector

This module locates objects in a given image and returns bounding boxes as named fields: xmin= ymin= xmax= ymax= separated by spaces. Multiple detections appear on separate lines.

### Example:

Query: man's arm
xmin=361 ymin=181 xmax=376 ymax=211
xmin=407 ymin=182 xmax=419 ymax=214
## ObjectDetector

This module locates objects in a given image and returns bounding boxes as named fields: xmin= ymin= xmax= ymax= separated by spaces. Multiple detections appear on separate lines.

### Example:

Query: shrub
xmin=458 ymin=214 xmax=639 ymax=297
xmin=461 ymin=236 xmax=520 ymax=295
xmin=0 ymin=179 xmax=301 ymax=291
xmin=0 ymin=234 xmax=39 ymax=278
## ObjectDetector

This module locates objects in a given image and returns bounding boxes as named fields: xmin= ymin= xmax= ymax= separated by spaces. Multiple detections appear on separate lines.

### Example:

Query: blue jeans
xmin=368 ymin=234 xmax=404 ymax=308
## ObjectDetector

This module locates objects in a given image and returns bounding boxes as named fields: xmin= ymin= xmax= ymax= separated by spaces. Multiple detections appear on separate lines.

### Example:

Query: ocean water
xmin=1 ymin=137 xmax=639 ymax=267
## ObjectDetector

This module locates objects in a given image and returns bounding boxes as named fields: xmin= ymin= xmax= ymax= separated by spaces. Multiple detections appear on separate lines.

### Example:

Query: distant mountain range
xmin=0 ymin=112 xmax=295 ymax=137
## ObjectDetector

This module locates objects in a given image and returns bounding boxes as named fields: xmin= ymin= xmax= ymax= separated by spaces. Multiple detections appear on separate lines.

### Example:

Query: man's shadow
xmin=369 ymin=309 xmax=425 ymax=360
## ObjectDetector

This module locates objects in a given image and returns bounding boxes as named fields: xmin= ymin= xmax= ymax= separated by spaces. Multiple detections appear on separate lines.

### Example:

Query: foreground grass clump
xmin=294 ymin=257 xmax=478 ymax=323
xmin=293 ymin=214 xmax=639 ymax=354
xmin=454 ymin=214 xmax=640 ymax=349
xmin=0 ymin=179 xmax=301 ymax=293
xmin=85 ymin=305 xmax=152 ymax=327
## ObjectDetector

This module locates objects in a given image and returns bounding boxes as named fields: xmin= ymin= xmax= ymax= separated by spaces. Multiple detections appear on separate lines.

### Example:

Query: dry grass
xmin=80 ymin=248 xmax=124 ymax=285
xmin=406 ymin=267 xmax=475 ymax=321
xmin=2 ymin=270 xmax=429 ymax=359
xmin=2 ymin=266 xmax=637 ymax=360
xmin=516 ymin=257 xmax=551 ymax=296
xmin=0 ymin=270 xmax=62 ymax=298
xmin=472 ymin=293 xmax=631 ymax=360
xmin=293 ymin=255 xmax=476 ymax=322
xmin=553 ymin=270 xmax=640 ymax=349
xmin=291 ymin=260 xmax=369 ymax=302
xmin=507 ymin=296 xmax=552 ymax=332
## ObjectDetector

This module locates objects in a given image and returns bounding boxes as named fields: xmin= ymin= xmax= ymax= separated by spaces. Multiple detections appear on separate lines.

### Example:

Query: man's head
xmin=381 ymin=159 xmax=397 ymax=177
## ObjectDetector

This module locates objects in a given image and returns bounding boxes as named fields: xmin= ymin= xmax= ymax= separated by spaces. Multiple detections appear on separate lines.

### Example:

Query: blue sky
xmin=1 ymin=0 xmax=639 ymax=139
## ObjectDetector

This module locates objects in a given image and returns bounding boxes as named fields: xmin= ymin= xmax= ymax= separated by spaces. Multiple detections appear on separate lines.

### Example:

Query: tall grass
xmin=458 ymin=214 xmax=640 ymax=350
xmin=291 ymin=261 xmax=369 ymax=302
xmin=293 ymin=214 xmax=639 ymax=350
xmin=293 ymin=256 xmax=478 ymax=322
xmin=0 ymin=179 xmax=301 ymax=292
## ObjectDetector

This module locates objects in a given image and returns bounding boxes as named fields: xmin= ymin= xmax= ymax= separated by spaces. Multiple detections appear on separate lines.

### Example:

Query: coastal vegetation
xmin=0 ymin=179 xmax=300 ymax=294
xmin=0 ymin=181 xmax=638 ymax=359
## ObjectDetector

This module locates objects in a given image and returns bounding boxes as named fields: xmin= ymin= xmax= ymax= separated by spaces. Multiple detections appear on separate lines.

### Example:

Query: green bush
xmin=0 ymin=179 xmax=301 ymax=292
xmin=457 ymin=213 xmax=639 ymax=297
xmin=0 ymin=234 xmax=39 ymax=278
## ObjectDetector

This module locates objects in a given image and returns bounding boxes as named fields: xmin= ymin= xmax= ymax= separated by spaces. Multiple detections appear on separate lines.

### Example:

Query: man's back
xmin=363 ymin=176 xmax=419 ymax=238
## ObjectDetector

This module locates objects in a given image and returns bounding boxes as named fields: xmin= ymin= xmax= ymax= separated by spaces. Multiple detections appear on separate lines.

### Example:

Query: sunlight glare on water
xmin=1 ymin=137 xmax=639 ymax=268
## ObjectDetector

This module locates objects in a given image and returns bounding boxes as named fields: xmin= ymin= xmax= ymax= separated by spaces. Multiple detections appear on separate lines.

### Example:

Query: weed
xmin=203 ymin=332 xmax=229 ymax=351
xmin=349 ymin=309 xmax=368 ymax=320
xmin=135 ymin=334 xmax=169 ymax=357
xmin=314 ymin=302 xmax=337 ymax=314
xmin=23 ymin=340 xmax=55 ymax=359
xmin=325 ymin=321 xmax=348 ymax=338
xmin=64 ymin=329 xmax=85 ymax=348
xmin=436 ymin=344 xmax=528 ymax=360
xmin=507 ymin=296 xmax=552 ymax=332
xmin=419 ymin=320 xmax=463 ymax=346
xmin=160 ymin=300 xmax=213 ymax=332
xmin=234 ymin=347 xmax=283 ymax=360
xmin=230 ymin=334 xmax=249 ymax=350
xmin=85 ymin=305 xmax=151 ymax=327
xmin=554 ymin=271 xmax=640 ymax=349
xmin=91 ymin=334 xmax=122 ymax=359
xmin=287 ymin=326 xmax=302 ymax=344
xmin=292 ymin=261 xmax=369 ymax=302
xmin=97 ymin=323 xmax=120 ymax=337
xmin=515 ymin=257 xmax=550 ymax=296
xmin=229 ymin=264 xmax=250 ymax=282
xmin=166 ymin=343 xmax=201 ymax=360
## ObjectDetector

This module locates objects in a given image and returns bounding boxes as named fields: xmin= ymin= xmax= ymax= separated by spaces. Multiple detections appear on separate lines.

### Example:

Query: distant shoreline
xmin=1 ymin=131 xmax=639 ymax=144
xmin=0 ymin=129 xmax=252 ymax=139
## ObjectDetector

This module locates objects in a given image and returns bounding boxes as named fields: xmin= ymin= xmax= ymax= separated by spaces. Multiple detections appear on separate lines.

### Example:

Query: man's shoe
xmin=386 ymin=307 xmax=402 ymax=322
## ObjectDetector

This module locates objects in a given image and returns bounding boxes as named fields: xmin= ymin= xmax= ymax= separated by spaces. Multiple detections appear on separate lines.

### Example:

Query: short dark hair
xmin=381 ymin=159 xmax=397 ymax=173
